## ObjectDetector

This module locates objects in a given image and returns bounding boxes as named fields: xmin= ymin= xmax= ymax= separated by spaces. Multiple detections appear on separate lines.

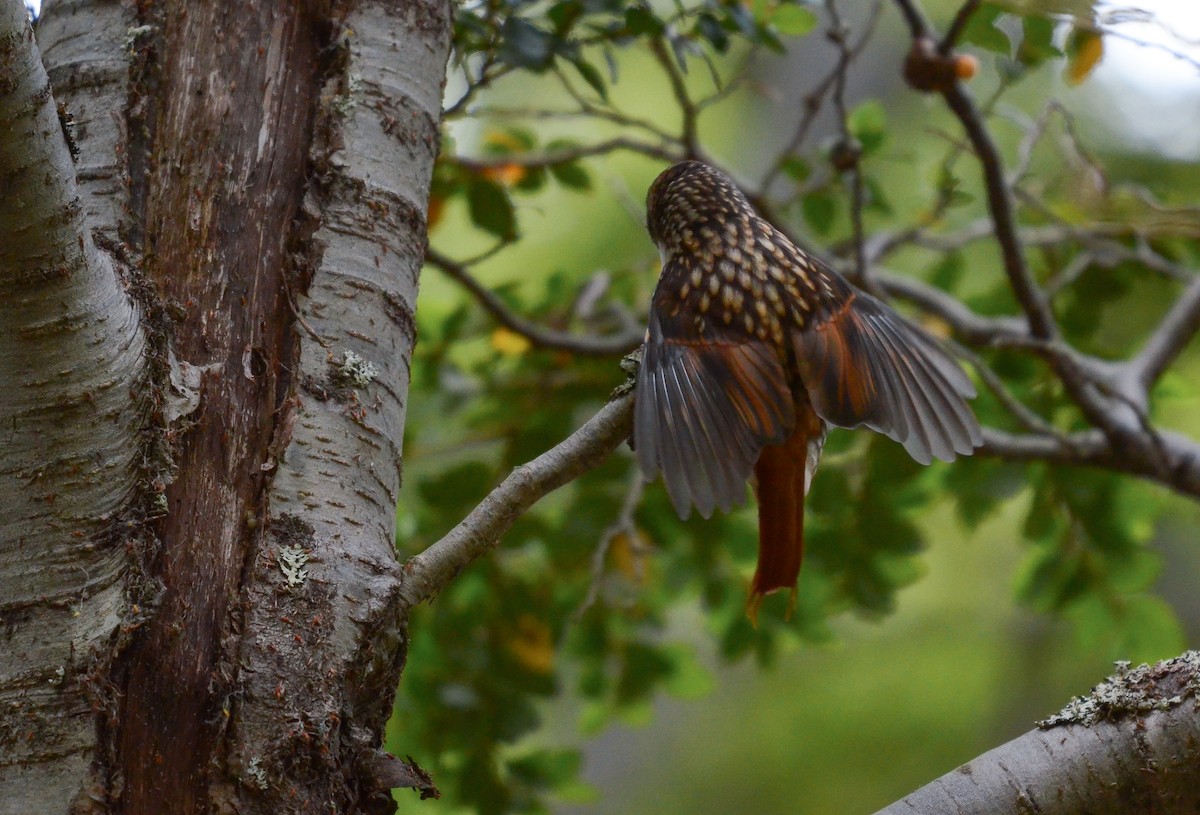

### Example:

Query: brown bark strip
xmin=115 ymin=3 xmax=324 ymax=812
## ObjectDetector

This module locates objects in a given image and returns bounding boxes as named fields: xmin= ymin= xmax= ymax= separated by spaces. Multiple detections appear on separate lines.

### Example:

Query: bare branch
xmin=399 ymin=393 xmax=636 ymax=609
xmin=938 ymin=0 xmax=980 ymax=53
xmin=575 ymin=465 xmax=646 ymax=618
xmin=893 ymin=0 xmax=1055 ymax=339
xmin=891 ymin=0 xmax=928 ymax=38
xmin=939 ymin=85 xmax=1057 ymax=340
xmin=874 ymin=653 xmax=1200 ymax=815
xmin=978 ymin=427 xmax=1107 ymax=465
xmin=824 ymin=0 xmax=874 ymax=292
xmin=1130 ymin=276 xmax=1200 ymax=390
xmin=650 ymin=36 xmax=701 ymax=158
xmin=426 ymin=249 xmax=643 ymax=357
xmin=875 ymin=273 xmax=1027 ymax=346
xmin=759 ymin=3 xmax=882 ymax=192
xmin=453 ymin=137 xmax=681 ymax=171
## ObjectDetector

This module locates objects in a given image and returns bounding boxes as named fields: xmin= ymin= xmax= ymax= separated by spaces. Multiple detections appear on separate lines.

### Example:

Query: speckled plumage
xmin=634 ymin=161 xmax=982 ymax=615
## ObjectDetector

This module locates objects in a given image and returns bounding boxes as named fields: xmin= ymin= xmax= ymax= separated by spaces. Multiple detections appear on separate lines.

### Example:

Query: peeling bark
xmin=224 ymin=3 xmax=450 ymax=811
xmin=6 ymin=0 xmax=449 ymax=811
xmin=113 ymin=3 xmax=324 ymax=810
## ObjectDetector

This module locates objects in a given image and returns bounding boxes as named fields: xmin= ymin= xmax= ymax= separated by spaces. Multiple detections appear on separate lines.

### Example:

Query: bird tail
xmin=747 ymin=415 xmax=823 ymax=624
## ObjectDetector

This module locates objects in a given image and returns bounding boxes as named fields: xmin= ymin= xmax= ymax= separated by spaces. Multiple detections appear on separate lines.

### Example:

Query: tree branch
xmin=453 ymin=136 xmax=680 ymax=171
xmin=1129 ymin=275 xmax=1200 ymax=391
xmin=938 ymin=0 xmax=980 ymax=54
xmin=398 ymin=392 xmax=636 ymax=609
xmin=875 ymin=273 xmax=1027 ymax=346
xmin=824 ymin=0 xmax=873 ymax=291
xmin=650 ymin=36 xmax=701 ymax=158
xmin=939 ymin=85 xmax=1057 ymax=340
xmin=1 ymin=2 xmax=150 ymax=805
xmin=759 ymin=3 xmax=882 ymax=192
xmin=874 ymin=653 xmax=1200 ymax=815
xmin=977 ymin=427 xmax=1107 ymax=465
xmin=427 ymin=249 xmax=643 ymax=357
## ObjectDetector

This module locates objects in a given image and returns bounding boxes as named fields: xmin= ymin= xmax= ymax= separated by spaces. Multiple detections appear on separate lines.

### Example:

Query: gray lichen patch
xmin=278 ymin=544 xmax=310 ymax=588
xmin=333 ymin=349 xmax=378 ymax=388
xmin=1038 ymin=651 xmax=1200 ymax=729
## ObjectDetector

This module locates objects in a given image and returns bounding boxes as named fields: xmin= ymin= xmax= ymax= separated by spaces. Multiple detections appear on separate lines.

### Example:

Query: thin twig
xmin=650 ymin=36 xmax=702 ymax=158
xmin=575 ymin=466 xmax=646 ymax=619
xmin=938 ymin=0 xmax=980 ymax=54
xmin=759 ymin=2 xmax=882 ymax=193
xmin=453 ymin=137 xmax=680 ymax=171
xmin=876 ymin=272 xmax=1027 ymax=346
xmin=892 ymin=0 xmax=927 ymax=38
xmin=824 ymin=0 xmax=872 ymax=292
xmin=426 ymin=249 xmax=643 ymax=357
xmin=953 ymin=343 xmax=1059 ymax=436
xmin=1130 ymin=276 xmax=1200 ymax=390
xmin=939 ymin=84 xmax=1057 ymax=340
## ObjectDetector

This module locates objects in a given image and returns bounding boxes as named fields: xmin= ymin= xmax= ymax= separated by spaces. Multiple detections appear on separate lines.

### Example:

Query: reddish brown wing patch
xmin=793 ymin=292 xmax=982 ymax=464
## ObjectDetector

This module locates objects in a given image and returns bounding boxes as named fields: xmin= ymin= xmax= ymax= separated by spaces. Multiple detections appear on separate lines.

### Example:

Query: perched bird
xmin=633 ymin=161 xmax=982 ymax=619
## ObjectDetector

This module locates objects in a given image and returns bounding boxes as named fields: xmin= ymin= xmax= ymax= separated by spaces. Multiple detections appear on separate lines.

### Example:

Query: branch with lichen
xmin=873 ymin=653 xmax=1200 ymax=815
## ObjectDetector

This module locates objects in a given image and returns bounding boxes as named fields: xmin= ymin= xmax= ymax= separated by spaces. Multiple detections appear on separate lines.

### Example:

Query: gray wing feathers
xmin=635 ymin=313 xmax=794 ymax=520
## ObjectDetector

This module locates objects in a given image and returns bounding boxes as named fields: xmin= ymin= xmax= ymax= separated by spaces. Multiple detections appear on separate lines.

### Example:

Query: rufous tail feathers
xmin=747 ymin=413 xmax=821 ymax=625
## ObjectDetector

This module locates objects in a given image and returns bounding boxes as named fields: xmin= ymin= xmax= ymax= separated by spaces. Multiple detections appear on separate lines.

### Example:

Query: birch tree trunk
xmin=0 ymin=1 xmax=451 ymax=812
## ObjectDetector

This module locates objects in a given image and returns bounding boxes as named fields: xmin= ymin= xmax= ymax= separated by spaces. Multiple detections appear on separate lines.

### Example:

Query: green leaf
xmin=570 ymin=56 xmax=609 ymax=101
xmin=848 ymin=99 xmax=887 ymax=154
xmin=781 ymin=156 xmax=810 ymax=182
xmin=862 ymin=176 xmax=893 ymax=216
xmin=549 ymin=161 xmax=592 ymax=190
xmin=930 ymin=250 xmax=966 ymax=292
xmin=514 ymin=165 xmax=547 ymax=192
xmin=499 ymin=17 xmax=557 ymax=71
xmin=962 ymin=2 xmax=1011 ymax=55
xmin=467 ymin=178 xmax=517 ymax=239
xmin=801 ymin=190 xmax=836 ymax=235
xmin=547 ymin=0 xmax=583 ymax=35
xmin=624 ymin=6 xmax=665 ymax=37
xmin=694 ymin=13 xmax=730 ymax=53
xmin=662 ymin=645 xmax=714 ymax=699
xmin=1016 ymin=15 xmax=1062 ymax=68
xmin=772 ymin=3 xmax=817 ymax=37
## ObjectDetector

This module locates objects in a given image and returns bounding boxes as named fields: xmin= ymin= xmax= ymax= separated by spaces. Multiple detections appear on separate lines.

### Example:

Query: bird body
xmin=634 ymin=161 xmax=982 ymax=618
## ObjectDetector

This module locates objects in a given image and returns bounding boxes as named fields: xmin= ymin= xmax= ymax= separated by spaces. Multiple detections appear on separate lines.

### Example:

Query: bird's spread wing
xmin=792 ymin=287 xmax=982 ymax=464
xmin=635 ymin=307 xmax=794 ymax=520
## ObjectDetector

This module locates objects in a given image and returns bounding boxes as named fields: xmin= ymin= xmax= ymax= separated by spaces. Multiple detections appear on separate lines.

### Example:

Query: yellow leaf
xmin=919 ymin=315 xmax=953 ymax=340
xmin=483 ymin=130 xmax=525 ymax=152
xmin=491 ymin=327 xmax=531 ymax=357
xmin=506 ymin=614 xmax=555 ymax=674
xmin=481 ymin=162 xmax=527 ymax=187
xmin=1065 ymin=29 xmax=1103 ymax=86
xmin=609 ymin=531 xmax=646 ymax=583
xmin=426 ymin=196 xmax=445 ymax=231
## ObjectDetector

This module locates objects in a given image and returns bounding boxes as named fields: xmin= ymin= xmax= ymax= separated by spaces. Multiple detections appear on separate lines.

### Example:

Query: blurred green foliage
xmin=389 ymin=1 xmax=1200 ymax=813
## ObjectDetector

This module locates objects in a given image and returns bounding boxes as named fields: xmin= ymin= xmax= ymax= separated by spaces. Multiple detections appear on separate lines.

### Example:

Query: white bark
xmin=35 ymin=0 xmax=135 ymax=240
xmin=0 ymin=1 xmax=147 ymax=810
xmin=875 ymin=653 xmax=1200 ymax=815
xmin=224 ymin=0 xmax=451 ymax=804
